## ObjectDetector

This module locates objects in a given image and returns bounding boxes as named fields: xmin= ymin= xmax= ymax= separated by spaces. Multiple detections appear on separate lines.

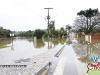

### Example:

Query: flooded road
xmin=0 ymin=37 xmax=66 ymax=65
xmin=46 ymin=38 xmax=100 ymax=75
xmin=0 ymin=37 xmax=100 ymax=75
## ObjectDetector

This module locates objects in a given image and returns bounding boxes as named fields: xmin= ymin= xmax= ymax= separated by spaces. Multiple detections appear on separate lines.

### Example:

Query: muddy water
xmin=46 ymin=38 xmax=100 ymax=75
xmin=72 ymin=38 xmax=100 ymax=75
xmin=73 ymin=38 xmax=100 ymax=63
xmin=0 ymin=37 xmax=66 ymax=64
xmin=0 ymin=37 xmax=100 ymax=75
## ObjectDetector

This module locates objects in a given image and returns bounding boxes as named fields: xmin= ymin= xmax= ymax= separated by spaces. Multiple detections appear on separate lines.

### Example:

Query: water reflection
xmin=0 ymin=38 xmax=15 ymax=51
xmin=0 ymin=37 xmax=66 ymax=64
xmin=32 ymin=38 xmax=66 ymax=49
xmin=0 ymin=39 xmax=11 ymax=46
xmin=66 ymin=37 xmax=72 ymax=45
xmin=11 ymin=37 xmax=14 ymax=51
xmin=40 ymin=38 xmax=65 ymax=49
xmin=58 ymin=38 xmax=66 ymax=45
xmin=33 ymin=39 xmax=45 ymax=48
xmin=72 ymin=39 xmax=100 ymax=63
xmin=0 ymin=37 xmax=66 ymax=50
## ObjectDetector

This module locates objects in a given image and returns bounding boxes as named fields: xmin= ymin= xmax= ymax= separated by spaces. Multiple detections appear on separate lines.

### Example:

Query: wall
xmin=92 ymin=34 xmax=100 ymax=39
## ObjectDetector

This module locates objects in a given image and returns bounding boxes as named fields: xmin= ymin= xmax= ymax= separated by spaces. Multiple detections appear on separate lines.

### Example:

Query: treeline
xmin=18 ymin=30 xmax=34 ymax=37
xmin=0 ymin=27 xmax=11 ymax=38
xmin=18 ymin=29 xmax=46 ymax=39
xmin=18 ymin=28 xmax=68 ymax=39
xmin=18 ymin=21 xmax=69 ymax=39
xmin=0 ymin=21 xmax=70 ymax=39
xmin=0 ymin=27 xmax=68 ymax=39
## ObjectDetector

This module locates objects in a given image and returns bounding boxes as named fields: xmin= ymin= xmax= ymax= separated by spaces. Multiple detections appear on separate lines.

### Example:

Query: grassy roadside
xmin=0 ymin=46 xmax=10 ymax=49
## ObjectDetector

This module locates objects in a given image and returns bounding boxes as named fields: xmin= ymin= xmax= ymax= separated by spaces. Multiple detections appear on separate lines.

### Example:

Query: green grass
xmin=87 ymin=70 xmax=100 ymax=74
xmin=0 ymin=46 xmax=10 ymax=49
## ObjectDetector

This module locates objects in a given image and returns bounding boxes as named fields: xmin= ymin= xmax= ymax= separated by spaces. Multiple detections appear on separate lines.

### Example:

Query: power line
xmin=10 ymin=0 xmax=46 ymax=21
xmin=0 ymin=1 xmax=37 ymax=20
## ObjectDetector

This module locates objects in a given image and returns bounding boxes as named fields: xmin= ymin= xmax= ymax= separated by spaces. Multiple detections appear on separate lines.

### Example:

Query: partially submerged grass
xmin=0 ymin=46 xmax=10 ymax=49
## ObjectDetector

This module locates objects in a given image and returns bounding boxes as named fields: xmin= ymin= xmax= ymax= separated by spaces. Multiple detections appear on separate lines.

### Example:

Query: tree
xmin=0 ymin=27 xmax=11 ymax=38
xmin=73 ymin=16 xmax=87 ymax=34
xmin=77 ymin=8 xmax=99 ymax=34
xmin=33 ymin=29 xmax=45 ymax=39
xmin=73 ymin=15 xmax=100 ymax=34
xmin=66 ymin=24 xmax=71 ymax=36
xmin=57 ymin=27 xmax=67 ymax=37
xmin=66 ymin=25 xmax=71 ymax=30
xmin=49 ymin=21 xmax=55 ymax=35
xmin=52 ymin=30 xmax=59 ymax=38
xmin=18 ymin=30 xmax=33 ymax=37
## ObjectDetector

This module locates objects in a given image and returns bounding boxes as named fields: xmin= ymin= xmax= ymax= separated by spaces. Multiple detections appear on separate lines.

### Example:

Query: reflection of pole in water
xmin=48 ymin=38 xmax=53 ymax=49
xmin=10 ymin=33 xmax=14 ymax=51
xmin=48 ymin=37 xmax=53 ymax=49
xmin=11 ymin=38 xmax=14 ymax=50
xmin=34 ymin=37 xmax=37 ymax=48
xmin=48 ymin=38 xmax=49 ymax=49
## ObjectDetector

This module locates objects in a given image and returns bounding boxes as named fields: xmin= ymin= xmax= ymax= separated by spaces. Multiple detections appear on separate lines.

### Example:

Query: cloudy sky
xmin=0 ymin=0 xmax=100 ymax=31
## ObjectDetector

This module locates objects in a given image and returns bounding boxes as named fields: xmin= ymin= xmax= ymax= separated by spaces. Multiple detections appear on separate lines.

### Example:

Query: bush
xmin=33 ymin=29 xmax=46 ymax=39
xmin=43 ymin=33 xmax=48 ymax=38
xmin=92 ymin=29 xmax=100 ymax=34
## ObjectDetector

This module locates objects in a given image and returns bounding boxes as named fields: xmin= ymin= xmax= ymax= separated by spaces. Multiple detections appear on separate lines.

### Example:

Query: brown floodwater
xmin=46 ymin=38 xmax=100 ymax=75
xmin=0 ymin=37 xmax=100 ymax=75
xmin=0 ymin=37 xmax=66 ymax=64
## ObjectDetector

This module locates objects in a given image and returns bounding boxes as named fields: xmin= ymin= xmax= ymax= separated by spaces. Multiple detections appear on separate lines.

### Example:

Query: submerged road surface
xmin=47 ymin=39 xmax=100 ymax=75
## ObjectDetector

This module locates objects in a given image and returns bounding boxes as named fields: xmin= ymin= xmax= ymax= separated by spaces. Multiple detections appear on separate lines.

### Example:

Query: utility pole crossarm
xmin=44 ymin=8 xmax=53 ymax=9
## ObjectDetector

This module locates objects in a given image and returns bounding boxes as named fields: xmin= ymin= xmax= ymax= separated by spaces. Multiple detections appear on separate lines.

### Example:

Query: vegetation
xmin=0 ymin=27 xmax=11 ymax=38
xmin=33 ymin=29 xmax=46 ymax=39
xmin=73 ymin=8 xmax=100 ymax=34
xmin=18 ymin=29 xmax=46 ymax=39
xmin=18 ymin=30 xmax=34 ymax=37
xmin=92 ymin=28 xmax=100 ymax=34
xmin=0 ymin=46 xmax=10 ymax=49
xmin=66 ymin=24 xmax=72 ymax=36
xmin=44 ymin=21 xmax=67 ymax=38
xmin=0 ymin=21 xmax=68 ymax=39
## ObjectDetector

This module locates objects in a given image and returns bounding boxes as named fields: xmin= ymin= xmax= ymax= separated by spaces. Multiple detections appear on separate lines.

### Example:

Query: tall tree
xmin=73 ymin=13 xmax=100 ymax=34
xmin=77 ymin=8 xmax=99 ymax=33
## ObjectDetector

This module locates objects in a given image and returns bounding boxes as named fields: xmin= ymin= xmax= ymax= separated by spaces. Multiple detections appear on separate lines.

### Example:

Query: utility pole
xmin=44 ymin=8 xmax=53 ymax=38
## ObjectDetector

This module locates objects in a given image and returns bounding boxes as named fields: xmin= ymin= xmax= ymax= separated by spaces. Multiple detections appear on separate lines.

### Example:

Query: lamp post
xmin=10 ymin=33 xmax=14 ymax=50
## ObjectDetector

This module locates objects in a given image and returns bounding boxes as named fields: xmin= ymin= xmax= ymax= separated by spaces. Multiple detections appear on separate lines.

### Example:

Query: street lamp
xmin=10 ymin=33 xmax=14 ymax=50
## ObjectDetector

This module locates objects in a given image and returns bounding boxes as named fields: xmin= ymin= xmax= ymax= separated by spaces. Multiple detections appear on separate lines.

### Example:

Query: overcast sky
xmin=0 ymin=0 xmax=100 ymax=31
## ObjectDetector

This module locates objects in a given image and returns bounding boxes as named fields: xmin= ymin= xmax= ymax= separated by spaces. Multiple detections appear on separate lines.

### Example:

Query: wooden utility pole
xmin=44 ymin=8 xmax=53 ymax=38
